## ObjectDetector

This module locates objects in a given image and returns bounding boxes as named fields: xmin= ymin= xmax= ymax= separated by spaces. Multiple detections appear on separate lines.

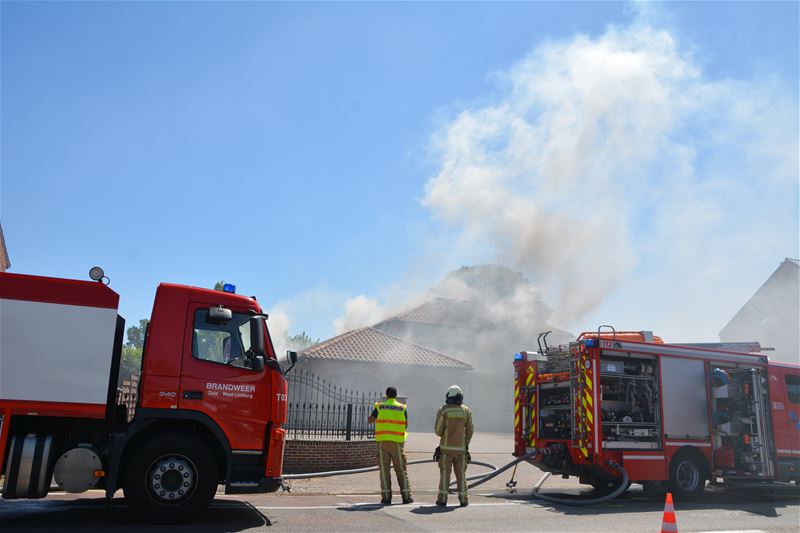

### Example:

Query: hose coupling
xmin=538 ymin=443 xmax=566 ymax=456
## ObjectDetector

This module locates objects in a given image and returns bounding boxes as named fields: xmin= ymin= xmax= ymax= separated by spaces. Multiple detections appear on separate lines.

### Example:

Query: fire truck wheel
xmin=123 ymin=433 xmax=219 ymax=523
xmin=669 ymin=451 xmax=707 ymax=500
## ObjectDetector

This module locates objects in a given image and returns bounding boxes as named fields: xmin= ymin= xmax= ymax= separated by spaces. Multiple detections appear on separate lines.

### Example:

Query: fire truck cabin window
xmin=786 ymin=374 xmax=800 ymax=404
xmin=193 ymin=310 xmax=252 ymax=367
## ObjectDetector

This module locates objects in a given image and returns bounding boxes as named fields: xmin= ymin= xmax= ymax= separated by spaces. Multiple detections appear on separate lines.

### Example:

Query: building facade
xmin=720 ymin=258 xmax=800 ymax=363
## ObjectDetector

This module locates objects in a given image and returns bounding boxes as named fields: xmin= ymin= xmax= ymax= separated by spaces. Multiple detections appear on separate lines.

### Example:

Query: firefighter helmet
xmin=446 ymin=385 xmax=464 ymax=403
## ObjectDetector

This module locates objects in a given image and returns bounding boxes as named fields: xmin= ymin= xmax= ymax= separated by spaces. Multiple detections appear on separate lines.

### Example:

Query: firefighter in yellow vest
xmin=368 ymin=386 xmax=413 ymax=505
xmin=434 ymin=384 xmax=474 ymax=507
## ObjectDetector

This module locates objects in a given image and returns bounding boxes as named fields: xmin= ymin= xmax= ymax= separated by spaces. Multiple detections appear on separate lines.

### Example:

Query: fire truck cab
xmin=0 ymin=271 xmax=294 ymax=521
xmin=514 ymin=328 xmax=800 ymax=499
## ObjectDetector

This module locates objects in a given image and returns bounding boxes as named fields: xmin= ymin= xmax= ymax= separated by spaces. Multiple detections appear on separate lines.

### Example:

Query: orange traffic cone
xmin=660 ymin=492 xmax=678 ymax=533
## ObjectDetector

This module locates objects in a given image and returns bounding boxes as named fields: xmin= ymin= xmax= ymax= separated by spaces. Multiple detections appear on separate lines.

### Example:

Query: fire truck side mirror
xmin=252 ymin=355 xmax=265 ymax=372
xmin=250 ymin=316 xmax=266 ymax=356
xmin=208 ymin=305 xmax=232 ymax=323
xmin=283 ymin=350 xmax=299 ymax=375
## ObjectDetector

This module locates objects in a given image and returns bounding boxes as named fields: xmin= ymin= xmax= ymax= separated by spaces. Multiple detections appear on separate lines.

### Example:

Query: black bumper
xmin=225 ymin=477 xmax=283 ymax=495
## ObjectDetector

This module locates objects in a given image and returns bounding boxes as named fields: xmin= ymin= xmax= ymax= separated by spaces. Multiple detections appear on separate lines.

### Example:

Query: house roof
xmin=379 ymin=297 xmax=473 ymax=326
xmin=301 ymin=326 xmax=472 ymax=369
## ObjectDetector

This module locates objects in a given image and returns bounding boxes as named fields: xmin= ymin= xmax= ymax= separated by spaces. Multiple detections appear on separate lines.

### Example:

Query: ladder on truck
xmin=570 ymin=345 xmax=593 ymax=459
xmin=536 ymin=331 xmax=584 ymax=454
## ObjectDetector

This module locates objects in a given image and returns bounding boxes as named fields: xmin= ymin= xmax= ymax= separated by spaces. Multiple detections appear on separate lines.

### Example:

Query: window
xmin=786 ymin=374 xmax=800 ymax=404
xmin=192 ymin=309 xmax=255 ymax=369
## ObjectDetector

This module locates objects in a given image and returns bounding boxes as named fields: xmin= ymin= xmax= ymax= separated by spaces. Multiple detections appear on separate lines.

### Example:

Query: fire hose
xmin=282 ymin=458 xmax=498 ymax=481
xmin=282 ymin=449 xmax=629 ymax=505
xmin=527 ymin=460 xmax=629 ymax=506
xmin=455 ymin=449 xmax=629 ymax=505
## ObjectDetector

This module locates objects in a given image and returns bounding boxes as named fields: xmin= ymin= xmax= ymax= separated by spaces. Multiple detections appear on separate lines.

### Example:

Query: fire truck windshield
xmin=193 ymin=310 xmax=270 ymax=370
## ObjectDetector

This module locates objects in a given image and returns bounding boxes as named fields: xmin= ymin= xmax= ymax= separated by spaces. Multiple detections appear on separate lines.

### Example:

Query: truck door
xmin=179 ymin=303 xmax=270 ymax=451
xmin=768 ymin=367 xmax=800 ymax=475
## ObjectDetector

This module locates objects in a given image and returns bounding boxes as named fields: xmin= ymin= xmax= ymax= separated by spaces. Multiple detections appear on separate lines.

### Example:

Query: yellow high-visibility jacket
xmin=374 ymin=398 xmax=408 ymax=443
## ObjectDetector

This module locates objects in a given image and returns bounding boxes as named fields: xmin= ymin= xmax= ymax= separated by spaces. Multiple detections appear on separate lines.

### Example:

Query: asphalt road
xmin=1 ymin=481 xmax=798 ymax=532
xmin=2 ymin=434 xmax=798 ymax=532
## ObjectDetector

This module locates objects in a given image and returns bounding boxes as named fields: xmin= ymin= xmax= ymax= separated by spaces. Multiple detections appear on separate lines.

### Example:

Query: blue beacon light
xmin=584 ymin=339 xmax=597 ymax=348
xmin=223 ymin=283 xmax=237 ymax=294
xmin=514 ymin=353 xmax=525 ymax=361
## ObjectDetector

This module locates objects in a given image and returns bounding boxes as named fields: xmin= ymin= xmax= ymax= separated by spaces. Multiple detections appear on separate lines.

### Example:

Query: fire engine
xmin=513 ymin=327 xmax=800 ymax=499
xmin=0 ymin=269 xmax=297 ymax=521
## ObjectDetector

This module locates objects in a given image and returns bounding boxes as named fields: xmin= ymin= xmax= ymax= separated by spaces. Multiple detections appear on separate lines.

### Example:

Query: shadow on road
xmin=409 ymin=505 xmax=458 ymax=515
xmin=0 ymin=497 xmax=272 ymax=531
xmin=338 ymin=503 xmax=386 ymax=512
xmin=484 ymin=483 xmax=800 ymax=518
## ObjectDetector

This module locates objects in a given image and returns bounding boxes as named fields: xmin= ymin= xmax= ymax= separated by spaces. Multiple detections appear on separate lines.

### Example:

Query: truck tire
xmin=669 ymin=451 xmax=706 ymax=500
xmin=123 ymin=433 xmax=218 ymax=523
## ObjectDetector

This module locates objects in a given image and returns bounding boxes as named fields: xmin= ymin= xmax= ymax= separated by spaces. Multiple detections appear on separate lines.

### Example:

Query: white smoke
xmin=422 ymin=19 xmax=798 ymax=331
xmin=267 ymin=308 xmax=291 ymax=357
xmin=333 ymin=295 xmax=386 ymax=335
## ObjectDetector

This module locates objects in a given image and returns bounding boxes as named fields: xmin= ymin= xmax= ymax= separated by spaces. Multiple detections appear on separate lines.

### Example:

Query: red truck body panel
xmin=0 ymin=271 xmax=119 ymax=309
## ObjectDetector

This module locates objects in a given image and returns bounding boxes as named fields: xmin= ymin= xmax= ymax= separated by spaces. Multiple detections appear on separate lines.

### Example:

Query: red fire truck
xmin=0 ymin=269 xmax=297 ymax=521
xmin=513 ymin=328 xmax=800 ymax=499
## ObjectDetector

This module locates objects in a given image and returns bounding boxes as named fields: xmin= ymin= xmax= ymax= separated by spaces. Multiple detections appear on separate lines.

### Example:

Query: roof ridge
xmin=300 ymin=325 xmax=472 ymax=369
xmin=364 ymin=326 xmax=471 ymax=367
xmin=376 ymin=296 xmax=474 ymax=326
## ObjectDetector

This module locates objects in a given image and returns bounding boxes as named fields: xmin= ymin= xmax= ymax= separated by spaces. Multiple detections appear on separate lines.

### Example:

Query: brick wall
xmin=284 ymin=440 xmax=377 ymax=474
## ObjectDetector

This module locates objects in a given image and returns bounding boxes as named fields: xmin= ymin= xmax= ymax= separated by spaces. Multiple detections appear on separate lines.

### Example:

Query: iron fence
xmin=116 ymin=373 xmax=139 ymax=422
xmin=285 ymin=369 xmax=381 ymax=441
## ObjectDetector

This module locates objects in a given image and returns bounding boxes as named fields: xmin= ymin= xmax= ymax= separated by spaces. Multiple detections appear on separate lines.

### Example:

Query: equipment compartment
xmin=599 ymin=355 xmax=661 ymax=448
xmin=539 ymin=381 xmax=572 ymax=440
xmin=710 ymin=366 xmax=774 ymax=478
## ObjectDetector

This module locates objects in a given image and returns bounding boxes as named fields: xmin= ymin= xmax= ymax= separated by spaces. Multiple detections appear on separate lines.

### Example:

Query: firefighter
xmin=368 ymin=386 xmax=413 ymax=505
xmin=434 ymin=384 xmax=474 ymax=507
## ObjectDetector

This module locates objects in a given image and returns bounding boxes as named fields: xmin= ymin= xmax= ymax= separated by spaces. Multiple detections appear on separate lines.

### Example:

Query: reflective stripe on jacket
xmin=434 ymin=403 xmax=473 ymax=452
xmin=375 ymin=398 xmax=408 ymax=442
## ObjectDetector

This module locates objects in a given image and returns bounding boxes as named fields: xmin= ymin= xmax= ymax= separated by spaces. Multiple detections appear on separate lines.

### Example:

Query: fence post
xmin=346 ymin=403 xmax=353 ymax=441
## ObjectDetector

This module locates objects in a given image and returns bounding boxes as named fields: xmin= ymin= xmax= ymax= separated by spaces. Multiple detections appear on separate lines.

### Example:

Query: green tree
xmin=121 ymin=319 xmax=149 ymax=376
xmin=213 ymin=281 xmax=225 ymax=291
xmin=126 ymin=319 xmax=149 ymax=349
xmin=121 ymin=345 xmax=142 ymax=376
xmin=287 ymin=331 xmax=319 ymax=350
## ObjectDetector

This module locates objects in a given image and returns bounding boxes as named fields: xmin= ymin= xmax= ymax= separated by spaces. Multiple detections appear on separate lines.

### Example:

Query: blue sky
xmin=2 ymin=2 xmax=798 ymax=348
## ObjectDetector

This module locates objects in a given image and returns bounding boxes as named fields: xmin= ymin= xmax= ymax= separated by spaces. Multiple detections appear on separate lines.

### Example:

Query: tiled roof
xmin=301 ymin=327 xmax=472 ymax=369
xmin=385 ymin=297 xmax=473 ymax=326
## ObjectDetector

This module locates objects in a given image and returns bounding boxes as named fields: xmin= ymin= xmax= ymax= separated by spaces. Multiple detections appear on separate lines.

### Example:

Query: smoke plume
xmin=334 ymin=295 xmax=386 ymax=335
xmin=422 ymin=20 xmax=798 ymax=330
